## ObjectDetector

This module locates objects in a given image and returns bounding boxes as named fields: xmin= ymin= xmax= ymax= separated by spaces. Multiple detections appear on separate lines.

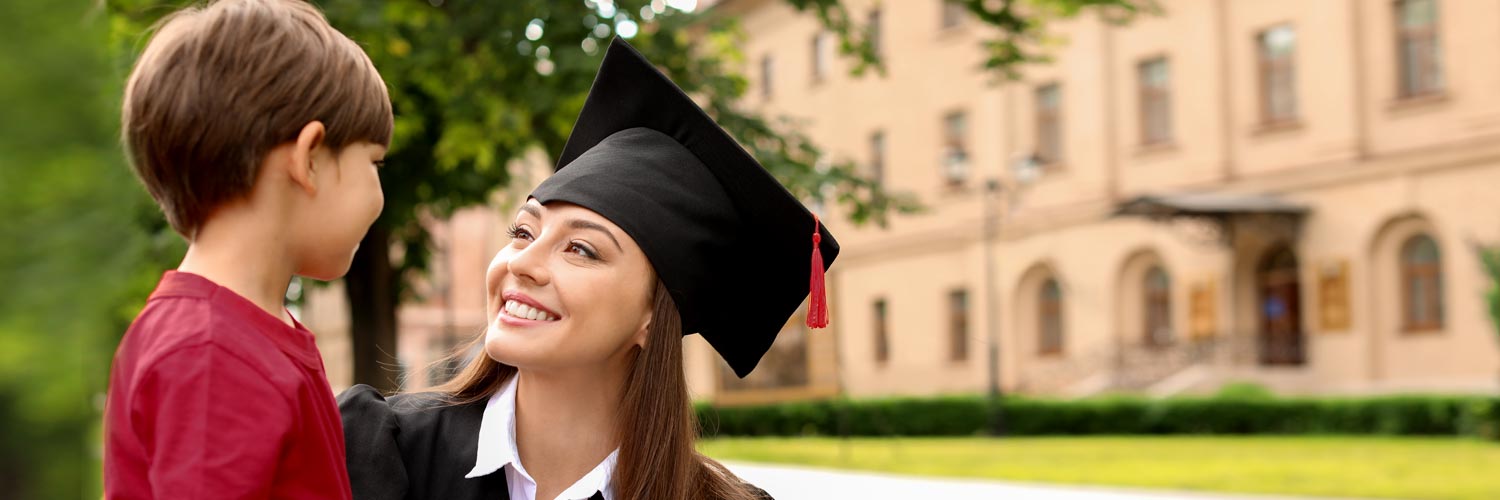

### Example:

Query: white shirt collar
xmin=465 ymin=375 xmax=619 ymax=500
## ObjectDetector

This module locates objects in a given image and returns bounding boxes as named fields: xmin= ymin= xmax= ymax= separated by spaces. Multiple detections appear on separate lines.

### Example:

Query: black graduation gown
xmin=337 ymin=385 xmax=771 ymax=500
xmin=339 ymin=384 xmax=523 ymax=500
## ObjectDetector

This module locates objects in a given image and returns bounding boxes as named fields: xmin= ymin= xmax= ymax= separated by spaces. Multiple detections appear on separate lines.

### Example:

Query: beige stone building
xmin=309 ymin=0 xmax=1500 ymax=403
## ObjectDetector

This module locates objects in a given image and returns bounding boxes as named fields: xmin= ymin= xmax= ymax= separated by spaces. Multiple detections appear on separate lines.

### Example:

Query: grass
xmin=699 ymin=436 xmax=1500 ymax=500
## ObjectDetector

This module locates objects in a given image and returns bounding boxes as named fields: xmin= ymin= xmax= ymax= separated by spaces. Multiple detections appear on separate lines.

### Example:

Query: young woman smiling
xmin=338 ymin=38 xmax=838 ymax=500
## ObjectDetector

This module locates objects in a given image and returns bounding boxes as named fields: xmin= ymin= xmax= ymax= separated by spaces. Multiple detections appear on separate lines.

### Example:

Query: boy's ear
xmin=287 ymin=121 xmax=327 ymax=195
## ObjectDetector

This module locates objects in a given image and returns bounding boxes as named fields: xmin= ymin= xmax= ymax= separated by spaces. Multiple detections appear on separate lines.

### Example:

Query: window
xmin=942 ymin=111 xmax=969 ymax=187
xmin=868 ymin=8 xmax=883 ymax=59
xmin=1257 ymin=25 xmax=1298 ymax=123
xmin=941 ymin=0 xmax=966 ymax=30
xmin=1039 ymin=279 xmax=1064 ymax=355
xmin=760 ymin=54 xmax=775 ymax=100
xmin=811 ymin=32 xmax=830 ymax=84
xmin=869 ymin=130 xmax=886 ymax=185
xmin=1144 ymin=266 xmax=1173 ymax=346
xmin=949 ymin=289 xmax=969 ymax=362
xmin=1035 ymin=83 xmax=1062 ymax=165
xmin=873 ymin=299 xmax=890 ymax=363
xmin=1395 ymin=0 xmax=1442 ymax=97
xmin=1138 ymin=57 xmax=1172 ymax=145
xmin=1400 ymin=234 xmax=1444 ymax=331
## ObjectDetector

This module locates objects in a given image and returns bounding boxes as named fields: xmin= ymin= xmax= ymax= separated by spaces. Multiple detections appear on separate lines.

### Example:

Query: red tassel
xmin=806 ymin=215 xmax=829 ymax=329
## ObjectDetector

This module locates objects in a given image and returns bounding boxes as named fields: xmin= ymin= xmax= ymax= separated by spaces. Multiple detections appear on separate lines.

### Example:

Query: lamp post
xmin=985 ymin=154 xmax=1040 ymax=436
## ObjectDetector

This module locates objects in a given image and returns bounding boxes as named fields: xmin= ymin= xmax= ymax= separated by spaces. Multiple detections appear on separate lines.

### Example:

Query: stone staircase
xmin=1020 ymin=336 xmax=1245 ymax=397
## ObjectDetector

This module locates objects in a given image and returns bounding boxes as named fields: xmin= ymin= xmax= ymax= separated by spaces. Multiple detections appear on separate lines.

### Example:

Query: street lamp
xmin=983 ymin=153 xmax=1041 ymax=436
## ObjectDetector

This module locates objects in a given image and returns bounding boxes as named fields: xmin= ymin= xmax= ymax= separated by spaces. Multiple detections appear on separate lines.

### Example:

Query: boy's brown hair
xmin=122 ymin=0 xmax=393 ymax=238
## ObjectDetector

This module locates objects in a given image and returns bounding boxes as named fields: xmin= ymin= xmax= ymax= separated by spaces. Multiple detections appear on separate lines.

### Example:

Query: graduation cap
xmin=529 ymin=38 xmax=838 ymax=378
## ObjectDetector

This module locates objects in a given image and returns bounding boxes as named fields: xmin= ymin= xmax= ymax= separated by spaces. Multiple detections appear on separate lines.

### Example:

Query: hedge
xmin=696 ymin=393 xmax=1500 ymax=440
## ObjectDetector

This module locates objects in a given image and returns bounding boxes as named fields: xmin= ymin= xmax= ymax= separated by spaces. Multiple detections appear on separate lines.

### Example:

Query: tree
xmin=789 ymin=0 xmax=1156 ymax=78
xmin=107 ymin=0 xmax=1147 ymax=393
xmin=1479 ymin=243 xmax=1500 ymax=388
xmin=0 ymin=1 xmax=184 ymax=497
xmin=0 ymin=1 xmax=1148 ymax=496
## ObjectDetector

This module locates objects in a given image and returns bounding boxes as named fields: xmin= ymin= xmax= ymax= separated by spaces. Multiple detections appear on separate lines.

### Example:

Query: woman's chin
xmin=483 ymin=323 xmax=557 ymax=367
xmin=481 ymin=332 xmax=526 ymax=367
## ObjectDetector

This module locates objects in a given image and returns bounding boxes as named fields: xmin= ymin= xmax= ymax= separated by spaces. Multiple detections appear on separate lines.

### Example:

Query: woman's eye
xmin=506 ymin=224 xmax=533 ymax=241
xmin=567 ymin=242 xmax=598 ymax=260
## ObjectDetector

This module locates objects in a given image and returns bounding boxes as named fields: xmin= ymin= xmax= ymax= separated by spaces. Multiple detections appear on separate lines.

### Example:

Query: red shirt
xmin=104 ymin=271 xmax=352 ymax=500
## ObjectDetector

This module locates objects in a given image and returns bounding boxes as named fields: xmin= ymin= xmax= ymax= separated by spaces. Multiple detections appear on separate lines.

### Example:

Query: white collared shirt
xmin=464 ymin=376 xmax=619 ymax=500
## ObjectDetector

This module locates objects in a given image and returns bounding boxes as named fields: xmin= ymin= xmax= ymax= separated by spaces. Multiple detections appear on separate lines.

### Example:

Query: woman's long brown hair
xmin=426 ymin=279 xmax=759 ymax=500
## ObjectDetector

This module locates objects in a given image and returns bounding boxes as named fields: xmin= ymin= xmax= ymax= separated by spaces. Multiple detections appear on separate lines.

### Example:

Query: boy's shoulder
xmin=116 ymin=272 xmax=309 ymax=388
xmin=125 ymin=287 xmax=234 ymax=359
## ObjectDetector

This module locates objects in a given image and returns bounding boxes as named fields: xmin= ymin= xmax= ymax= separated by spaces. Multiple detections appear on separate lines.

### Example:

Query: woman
xmin=338 ymin=38 xmax=838 ymax=500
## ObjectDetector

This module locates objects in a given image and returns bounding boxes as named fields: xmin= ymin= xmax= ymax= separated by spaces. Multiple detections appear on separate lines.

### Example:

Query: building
xmin=308 ymin=0 xmax=1500 ymax=403
xmin=708 ymin=0 xmax=1500 ymax=400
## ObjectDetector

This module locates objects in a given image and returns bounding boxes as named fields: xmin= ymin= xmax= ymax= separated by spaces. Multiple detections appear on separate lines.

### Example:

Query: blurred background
xmin=4 ymin=0 xmax=1500 ymax=499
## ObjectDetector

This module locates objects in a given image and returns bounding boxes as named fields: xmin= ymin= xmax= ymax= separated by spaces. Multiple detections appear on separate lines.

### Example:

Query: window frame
xmin=1143 ymin=266 xmax=1173 ymax=347
xmin=949 ymin=289 xmax=970 ymax=362
xmin=1399 ymin=234 xmax=1445 ymax=332
xmin=873 ymin=298 xmax=891 ymax=363
xmin=1394 ymin=0 xmax=1443 ymax=98
xmin=1256 ymin=24 xmax=1299 ymax=124
xmin=941 ymin=111 xmax=969 ymax=188
xmin=1038 ymin=279 xmax=1065 ymax=356
xmin=810 ymin=32 xmax=829 ymax=84
xmin=760 ymin=54 xmax=775 ymax=100
xmin=1034 ymin=82 xmax=1063 ymax=166
xmin=1137 ymin=57 xmax=1173 ymax=145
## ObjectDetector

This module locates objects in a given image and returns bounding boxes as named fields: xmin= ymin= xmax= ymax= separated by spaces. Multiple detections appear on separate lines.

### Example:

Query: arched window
xmin=1400 ymin=234 xmax=1444 ymax=331
xmin=1143 ymin=266 xmax=1172 ymax=346
xmin=1038 ymin=278 xmax=1064 ymax=355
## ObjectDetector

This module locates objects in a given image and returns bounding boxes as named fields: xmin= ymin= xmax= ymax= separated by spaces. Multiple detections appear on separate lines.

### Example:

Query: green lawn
xmin=699 ymin=436 xmax=1500 ymax=500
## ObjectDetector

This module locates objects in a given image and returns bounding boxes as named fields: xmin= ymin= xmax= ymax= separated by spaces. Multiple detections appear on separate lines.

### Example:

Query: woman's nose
xmin=507 ymin=239 xmax=552 ymax=286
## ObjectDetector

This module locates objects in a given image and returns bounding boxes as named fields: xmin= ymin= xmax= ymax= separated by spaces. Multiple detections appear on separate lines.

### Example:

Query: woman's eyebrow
xmin=568 ymin=219 xmax=623 ymax=252
xmin=517 ymin=204 xmax=623 ymax=252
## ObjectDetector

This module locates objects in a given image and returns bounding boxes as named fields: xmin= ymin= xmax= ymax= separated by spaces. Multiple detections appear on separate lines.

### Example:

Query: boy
xmin=105 ymin=0 xmax=391 ymax=498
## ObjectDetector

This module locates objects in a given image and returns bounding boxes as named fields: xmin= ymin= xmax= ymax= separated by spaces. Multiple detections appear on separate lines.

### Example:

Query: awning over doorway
xmin=1113 ymin=192 xmax=1310 ymax=248
xmin=1114 ymin=192 xmax=1308 ymax=218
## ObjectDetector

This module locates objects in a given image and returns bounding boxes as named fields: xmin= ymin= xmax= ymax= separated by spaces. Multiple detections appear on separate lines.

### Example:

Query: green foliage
xmin=0 ymin=1 xmax=184 ymax=497
xmin=961 ymin=0 xmax=1160 ymax=80
xmin=1213 ymin=381 xmax=1277 ymax=400
xmin=104 ymin=0 xmax=1147 ymax=391
xmin=108 ymin=0 xmax=919 ymax=304
xmin=105 ymin=0 xmax=940 ymax=390
xmin=1459 ymin=398 xmax=1500 ymax=441
xmin=103 ymin=0 xmax=1147 ymax=314
xmin=697 ymin=393 xmax=1500 ymax=439
xmin=783 ymin=0 xmax=1155 ymax=80
xmin=1479 ymin=243 xmax=1500 ymax=342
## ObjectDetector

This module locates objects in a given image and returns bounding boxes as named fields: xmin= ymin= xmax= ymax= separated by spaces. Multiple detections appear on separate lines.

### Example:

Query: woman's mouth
xmin=501 ymin=300 xmax=560 ymax=322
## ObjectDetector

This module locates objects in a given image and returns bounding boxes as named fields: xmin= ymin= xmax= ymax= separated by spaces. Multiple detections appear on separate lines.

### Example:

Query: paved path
xmin=724 ymin=461 xmax=1387 ymax=500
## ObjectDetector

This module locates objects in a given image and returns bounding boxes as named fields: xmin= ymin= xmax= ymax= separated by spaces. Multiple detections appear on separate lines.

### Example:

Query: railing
xmin=1018 ymin=333 xmax=1310 ymax=396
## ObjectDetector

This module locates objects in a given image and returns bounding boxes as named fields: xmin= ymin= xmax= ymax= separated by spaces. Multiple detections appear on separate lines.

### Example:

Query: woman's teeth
xmin=503 ymin=300 xmax=557 ymax=321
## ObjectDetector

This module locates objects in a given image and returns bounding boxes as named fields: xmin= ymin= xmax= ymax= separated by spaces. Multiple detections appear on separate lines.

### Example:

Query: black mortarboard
xmin=530 ymin=38 xmax=838 ymax=378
